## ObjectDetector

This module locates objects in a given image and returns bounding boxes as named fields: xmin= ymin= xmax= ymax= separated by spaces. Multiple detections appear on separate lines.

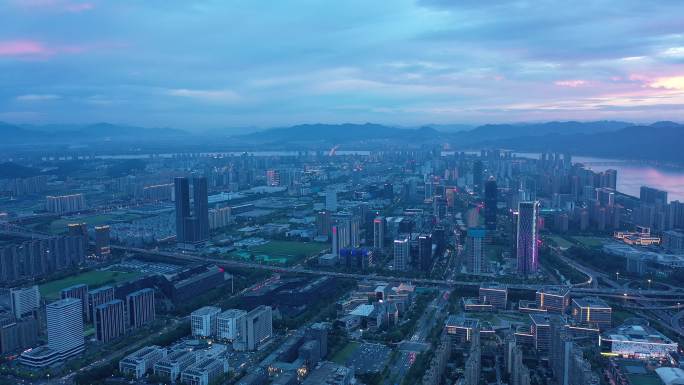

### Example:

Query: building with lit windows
xmin=571 ymin=297 xmax=612 ymax=328
xmin=536 ymin=286 xmax=570 ymax=313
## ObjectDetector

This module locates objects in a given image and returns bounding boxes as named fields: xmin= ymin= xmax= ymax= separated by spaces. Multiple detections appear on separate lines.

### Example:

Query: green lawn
xmin=48 ymin=213 xmax=142 ymax=234
xmin=547 ymin=235 xmax=574 ymax=249
xmin=331 ymin=341 xmax=359 ymax=364
xmin=249 ymin=240 xmax=327 ymax=257
xmin=572 ymin=236 xmax=606 ymax=248
xmin=39 ymin=270 xmax=143 ymax=299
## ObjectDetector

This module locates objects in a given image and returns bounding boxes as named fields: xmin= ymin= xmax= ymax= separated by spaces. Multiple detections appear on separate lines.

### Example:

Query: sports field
xmin=39 ymin=269 xmax=143 ymax=299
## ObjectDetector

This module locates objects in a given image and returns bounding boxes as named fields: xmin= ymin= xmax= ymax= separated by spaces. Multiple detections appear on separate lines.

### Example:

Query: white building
xmin=119 ymin=345 xmax=167 ymax=379
xmin=217 ymin=309 xmax=247 ymax=343
xmin=191 ymin=306 xmax=221 ymax=338
xmin=47 ymin=298 xmax=85 ymax=358
xmin=181 ymin=357 xmax=228 ymax=385
xmin=10 ymin=285 xmax=40 ymax=319
xmin=245 ymin=305 xmax=272 ymax=351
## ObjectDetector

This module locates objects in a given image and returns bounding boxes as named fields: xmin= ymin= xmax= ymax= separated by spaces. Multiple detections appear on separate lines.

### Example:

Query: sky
xmin=1 ymin=0 xmax=684 ymax=130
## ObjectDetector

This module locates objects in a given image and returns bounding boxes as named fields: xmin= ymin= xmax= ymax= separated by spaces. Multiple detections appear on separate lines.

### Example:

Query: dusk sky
xmin=2 ymin=0 xmax=684 ymax=129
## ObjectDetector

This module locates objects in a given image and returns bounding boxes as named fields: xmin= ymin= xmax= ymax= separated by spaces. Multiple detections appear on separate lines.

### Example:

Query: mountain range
xmin=2 ymin=120 xmax=682 ymax=164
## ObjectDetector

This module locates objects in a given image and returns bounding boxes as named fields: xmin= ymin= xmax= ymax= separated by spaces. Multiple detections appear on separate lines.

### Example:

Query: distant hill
xmin=0 ymin=122 xmax=190 ymax=145
xmin=469 ymin=121 xmax=684 ymax=163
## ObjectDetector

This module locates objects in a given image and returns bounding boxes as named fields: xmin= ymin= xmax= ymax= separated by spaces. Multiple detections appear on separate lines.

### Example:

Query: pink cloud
xmin=554 ymin=80 xmax=587 ymax=88
xmin=0 ymin=40 xmax=48 ymax=56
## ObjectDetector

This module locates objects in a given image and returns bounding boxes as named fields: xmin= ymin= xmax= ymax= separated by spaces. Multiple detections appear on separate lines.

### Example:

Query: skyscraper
xmin=373 ymin=217 xmax=385 ymax=250
xmin=174 ymin=177 xmax=190 ymax=243
xmin=127 ymin=288 xmax=155 ymax=328
xmin=95 ymin=299 xmax=126 ymax=343
xmin=393 ymin=238 xmax=409 ymax=271
xmin=174 ymin=176 xmax=209 ymax=245
xmin=94 ymin=225 xmax=111 ymax=256
xmin=466 ymin=228 xmax=486 ymax=274
xmin=88 ymin=286 xmax=115 ymax=323
xmin=47 ymin=298 xmax=85 ymax=359
xmin=11 ymin=286 xmax=40 ymax=319
xmin=245 ymin=305 xmax=272 ymax=351
xmin=325 ymin=189 xmax=337 ymax=212
xmin=418 ymin=234 xmax=433 ymax=272
xmin=517 ymin=201 xmax=540 ymax=276
xmin=472 ymin=160 xmax=483 ymax=194
xmin=640 ymin=186 xmax=668 ymax=206
xmin=484 ymin=178 xmax=498 ymax=231
xmin=192 ymin=176 xmax=209 ymax=241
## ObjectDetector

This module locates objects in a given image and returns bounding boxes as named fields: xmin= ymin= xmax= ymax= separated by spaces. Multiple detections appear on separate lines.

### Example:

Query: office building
xmin=88 ymin=286 xmax=115 ymax=323
xmin=301 ymin=362 xmax=353 ymax=385
xmin=11 ymin=286 xmax=40 ymax=319
xmin=181 ymin=357 xmax=228 ymax=385
xmin=472 ymin=160 xmax=483 ymax=193
xmin=191 ymin=306 xmax=221 ymax=338
xmin=530 ymin=314 xmax=553 ymax=355
xmin=393 ymin=238 xmax=409 ymax=271
xmin=119 ymin=345 xmax=167 ymax=379
xmin=445 ymin=315 xmax=479 ymax=344
xmin=517 ymin=201 xmax=540 ymax=276
xmin=94 ymin=225 xmax=111 ymax=256
xmin=174 ymin=176 xmax=209 ymax=245
xmin=208 ymin=206 xmax=232 ymax=230
xmin=46 ymin=193 xmax=86 ymax=214
xmin=61 ymin=283 xmax=89 ymax=321
xmin=315 ymin=210 xmax=332 ymax=239
xmin=245 ymin=305 xmax=272 ymax=351
xmin=127 ymin=288 xmax=155 ymax=328
xmin=536 ymin=286 xmax=570 ymax=313
xmin=154 ymin=350 xmax=197 ymax=382
xmin=373 ymin=217 xmax=385 ymax=250
xmin=95 ymin=299 xmax=126 ymax=343
xmin=479 ymin=283 xmax=508 ymax=310
xmin=19 ymin=298 xmax=85 ymax=367
xmin=571 ymin=297 xmax=612 ymax=328
xmin=217 ymin=309 xmax=247 ymax=343
xmin=484 ymin=177 xmax=498 ymax=231
xmin=466 ymin=228 xmax=486 ymax=274
xmin=418 ymin=233 xmax=433 ymax=272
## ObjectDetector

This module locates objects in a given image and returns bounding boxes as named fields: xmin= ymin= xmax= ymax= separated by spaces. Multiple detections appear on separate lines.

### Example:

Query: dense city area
xmin=0 ymin=148 xmax=683 ymax=385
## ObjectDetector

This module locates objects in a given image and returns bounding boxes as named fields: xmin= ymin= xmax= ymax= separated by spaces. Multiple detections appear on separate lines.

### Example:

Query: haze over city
xmin=1 ymin=2 xmax=684 ymax=385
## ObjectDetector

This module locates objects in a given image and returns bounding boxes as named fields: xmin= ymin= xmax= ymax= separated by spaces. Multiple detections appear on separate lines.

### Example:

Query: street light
xmin=616 ymin=272 xmax=620 ymax=281
xmin=647 ymin=278 xmax=652 ymax=290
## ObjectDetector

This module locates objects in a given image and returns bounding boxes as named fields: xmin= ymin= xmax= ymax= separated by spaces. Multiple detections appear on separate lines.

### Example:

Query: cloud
xmin=168 ymin=89 xmax=241 ymax=103
xmin=554 ymin=80 xmax=588 ymax=88
xmin=649 ymin=76 xmax=684 ymax=90
xmin=16 ymin=94 xmax=61 ymax=101
xmin=0 ymin=40 xmax=48 ymax=56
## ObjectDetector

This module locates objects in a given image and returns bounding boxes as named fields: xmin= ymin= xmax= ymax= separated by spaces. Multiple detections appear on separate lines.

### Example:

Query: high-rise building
xmin=88 ymin=286 xmax=115 ymax=323
xmin=418 ymin=234 xmax=433 ymax=272
xmin=192 ymin=176 xmax=209 ymax=241
xmin=245 ymin=305 xmax=272 ymax=351
xmin=126 ymin=288 xmax=155 ymax=328
xmin=95 ymin=299 xmax=126 ymax=343
xmin=45 ymin=193 xmax=87 ymax=214
xmin=47 ymin=298 xmax=85 ymax=359
xmin=640 ymin=186 xmax=668 ymax=205
xmin=11 ymin=286 xmax=40 ymax=319
xmin=174 ymin=176 xmax=209 ymax=244
xmin=94 ymin=225 xmax=111 ymax=256
xmin=472 ymin=160 xmax=483 ymax=194
xmin=61 ymin=283 xmax=89 ymax=321
xmin=325 ymin=189 xmax=338 ymax=212
xmin=174 ymin=177 xmax=191 ymax=243
xmin=466 ymin=228 xmax=486 ymax=274
xmin=373 ymin=217 xmax=385 ymax=250
xmin=191 ymin=306 xmax=221 ymax=338
xmin=0 ymin=315 xmax=39 ymax=354
xmin=484 ymin=178 xmax=498 ymax=231
xmin=393 ymin=238 xmax=409 ymax=271
xmin=315 ymin=210 xmax=332 ymax=239
xmin=516 ymin=201 xmax=540 ymax=276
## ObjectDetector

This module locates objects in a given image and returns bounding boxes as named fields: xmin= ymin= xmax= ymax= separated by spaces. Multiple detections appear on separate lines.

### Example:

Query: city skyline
xmin=1 ymin=0 xmax=683 ymax=128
